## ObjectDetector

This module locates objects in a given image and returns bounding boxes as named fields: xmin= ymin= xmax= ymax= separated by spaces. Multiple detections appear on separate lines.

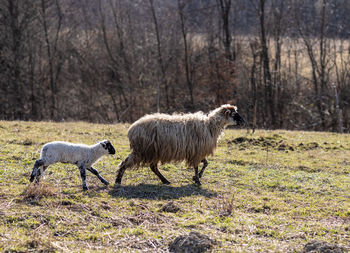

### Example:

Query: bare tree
xmin=178 ymin=0 xmax=194 ymax=108
xmin=217 ymin=0 xmax=232 ymax=60
xmin=249 ymin=0 xmax=275 ymax=127
xmin=39 ymin=0 xmax=64 ymax=120
xmin=149 ymin=0 xmax=169 ymax=111
xmin=295 ymin=0 xmax=333 ymax=129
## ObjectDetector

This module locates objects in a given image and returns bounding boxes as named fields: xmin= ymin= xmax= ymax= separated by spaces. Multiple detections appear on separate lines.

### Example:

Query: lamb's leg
xmin=198 ymin=159 xmax=208 ymax=179
xmin=79 ymin=166 xmax=88 ymax=191
xmin=87 ymin=167 xmax=109 ymax=185
xmin=30 ymin=159 xmax=44 ymax=183
xmin=192 ymin=166 xmax=201 ymax=186
xmin=150 ymin=163 xmax=171 ymax=185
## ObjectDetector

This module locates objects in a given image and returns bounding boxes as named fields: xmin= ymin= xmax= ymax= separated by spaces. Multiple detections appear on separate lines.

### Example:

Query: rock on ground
xmin=169 ymin=231 xmax=216 ymax=253
xmin=160 ymin=201 xmax=181 ymax=213
xmin=302 ymin=240 xmax=347 ymax=253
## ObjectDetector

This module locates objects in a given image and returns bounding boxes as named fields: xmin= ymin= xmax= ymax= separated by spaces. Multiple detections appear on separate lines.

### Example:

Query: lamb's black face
xmin=224 ymin=106 xmax=245 ymax=126
xmin=101 ymin=140 xmax=116 ymax=154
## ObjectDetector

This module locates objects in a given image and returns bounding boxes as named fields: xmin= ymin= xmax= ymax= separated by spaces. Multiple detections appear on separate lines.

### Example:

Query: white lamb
xmin=30 ymin=140 xmax=116 ymax=190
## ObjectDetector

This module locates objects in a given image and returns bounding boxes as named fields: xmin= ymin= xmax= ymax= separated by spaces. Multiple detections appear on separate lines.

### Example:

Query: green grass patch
xmin=0 ymin=121 xmax=349 ymax=251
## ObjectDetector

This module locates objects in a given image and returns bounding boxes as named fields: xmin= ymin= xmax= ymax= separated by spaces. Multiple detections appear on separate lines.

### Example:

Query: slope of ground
xmin=0 ymin=121 xmax=349 ymax=252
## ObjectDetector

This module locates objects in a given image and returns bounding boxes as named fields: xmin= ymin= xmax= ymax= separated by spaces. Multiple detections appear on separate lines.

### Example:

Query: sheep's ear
xmin=100 ymin=142 xmax=107 ymax=149
xmin=224 ymin=109 xmax=231 ymax=119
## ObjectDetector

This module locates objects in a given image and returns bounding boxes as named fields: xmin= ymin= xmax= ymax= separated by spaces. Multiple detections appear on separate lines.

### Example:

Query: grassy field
xmin=0 ymin=121 xmax=349 ymax=252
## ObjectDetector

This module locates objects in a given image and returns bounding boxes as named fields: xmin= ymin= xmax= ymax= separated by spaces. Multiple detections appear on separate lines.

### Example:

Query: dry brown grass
xmin=22 ymin=183 xmax=57 ymax=201
xmin=0 ymin=121 xmax=349 ymax=252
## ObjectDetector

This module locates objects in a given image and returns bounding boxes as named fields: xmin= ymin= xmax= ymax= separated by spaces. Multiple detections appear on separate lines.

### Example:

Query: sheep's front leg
xmin=150 ymin=164 xmax=171 ymax=185
xmin=87 ymin=167 xmax=109 ymax=185
xmin=79 ymin=166 xmax=88 ymax=191
xmin=192 ymin=166 xmax=201 ymax=186
xmin=198 ymin=159 xmax=208 ymax=178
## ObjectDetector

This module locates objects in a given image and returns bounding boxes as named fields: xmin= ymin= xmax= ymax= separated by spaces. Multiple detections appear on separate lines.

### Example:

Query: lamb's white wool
xmin=30 ymin=140 xmax=115 ymax=190
xmin=40 ymin=141 xmax=108 ymax=167
xmin=115 ymin=104 xmax=245 ymax=186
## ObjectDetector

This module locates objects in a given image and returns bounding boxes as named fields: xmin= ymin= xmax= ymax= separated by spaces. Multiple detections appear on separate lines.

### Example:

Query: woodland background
xmin=1 ymin=0 xmax=349 ymax=132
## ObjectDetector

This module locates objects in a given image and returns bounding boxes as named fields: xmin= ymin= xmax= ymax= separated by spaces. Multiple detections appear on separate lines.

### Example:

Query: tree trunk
xmin=258 ymin=0 xmax=275 ymax=127
xmin=178 ymin=0 xmax=194 ymax=108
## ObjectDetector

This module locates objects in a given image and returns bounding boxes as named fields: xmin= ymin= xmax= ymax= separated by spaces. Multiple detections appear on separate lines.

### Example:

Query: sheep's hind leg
xmin=198 ymin=159 xmax=208 ymax=178
xmin=192 ymin=166 xmax=201 ymax=186
xmin=30 ymin=159 xmax=44 ymax=183
xmin=87 ymin=167 xmax=109 ymax=185
xmin=115 ymin=156 xmax=131 ymax=185
xmin=79 ymin=166 xmax=88 ymax=191
xmin=150 ymin=164 xmax=170 ymax=185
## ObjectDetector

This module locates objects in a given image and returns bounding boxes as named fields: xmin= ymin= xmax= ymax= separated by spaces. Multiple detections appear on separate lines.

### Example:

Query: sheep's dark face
xmin=223 ymin=106 xmax=245 ymax=126
xmin=101 ymin=140 xmax=116 ymax=155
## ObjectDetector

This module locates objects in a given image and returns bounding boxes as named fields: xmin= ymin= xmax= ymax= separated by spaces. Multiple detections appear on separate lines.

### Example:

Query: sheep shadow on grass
xmin=109 ymin=183 xmax=217 ymax=200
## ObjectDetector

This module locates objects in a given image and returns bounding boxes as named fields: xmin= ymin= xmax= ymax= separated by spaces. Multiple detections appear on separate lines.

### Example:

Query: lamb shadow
xmin=108 ymin=183 xmax=217 ymax=200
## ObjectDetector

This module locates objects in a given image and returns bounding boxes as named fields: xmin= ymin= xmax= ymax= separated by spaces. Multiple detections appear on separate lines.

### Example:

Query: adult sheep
xmin=115 ymin=104 xmax=245 ymax=186
xmin=30 ymin=140 xmax=115 ymax=190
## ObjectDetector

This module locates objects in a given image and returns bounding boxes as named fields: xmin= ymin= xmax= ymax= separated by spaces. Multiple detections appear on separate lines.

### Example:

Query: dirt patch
xmin=296 ymin=166 xmax=322 ymax=173
xmin=169 ymin=232 xmax=217 ymax=253
xmin=229 ymin=136 xmax=285 ymax=150
xmin=302 ymin=240 xmax=347 ymax=253
xmin=277 ymin=143 xmax=295 ymax=151
xmin=127 ymin=211 xmax=166 ymax=226
xmin=229 ymin=136 xmax=325 ymax=152
xmin=24 ymin=238 xmax=56 ymax=252
xmin=160 ymin=201 xmax=181 ymax=213
xmin=298 ymin=142 xmax=319 ymax=150
xmin=247 ymin=204 xmax=271 ymax=214
xmin=228 ymin=159 xmax=252 ymax=166
xmin=9 ymin=139 xmax=35 ymax=146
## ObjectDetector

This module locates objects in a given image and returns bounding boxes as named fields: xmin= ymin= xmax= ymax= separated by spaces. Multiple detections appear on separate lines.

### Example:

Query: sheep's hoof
xmin=162 ymin=180 xmax=171 ymax=185
xmin=83 ymin=186 xmax=88 ymax=191
xmin=102 ymin=180 xmax=109 ymax=185
xmin=115 ymin=177 xmax=122 ymax=185
xmin=192 ymin=176 xmax=201 ymax=186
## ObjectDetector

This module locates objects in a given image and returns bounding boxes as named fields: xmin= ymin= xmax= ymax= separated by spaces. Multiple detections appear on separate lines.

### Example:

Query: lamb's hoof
xmin=83 ymin=186 xmax=88 ymax=191
xmin=162 ymin=180 xmax=171 ymax=185
xmin=29 ymin=176 xmax=34 ymax=182
xmin=102 ymin=180 xmax=109 ymax=185
xmin=113 ymin=184 xmax=121 ymax=189
xmin=192 ymin=176 xmax=201 ymax=186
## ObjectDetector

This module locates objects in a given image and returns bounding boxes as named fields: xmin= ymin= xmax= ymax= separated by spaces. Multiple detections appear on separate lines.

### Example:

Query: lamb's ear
xmin=100 ymin=142 xmax=107 ymax=149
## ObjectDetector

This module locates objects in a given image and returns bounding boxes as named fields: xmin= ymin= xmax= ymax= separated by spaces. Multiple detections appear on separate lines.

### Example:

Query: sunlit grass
xmin=0 ymin=121 xmax=349 ymax=251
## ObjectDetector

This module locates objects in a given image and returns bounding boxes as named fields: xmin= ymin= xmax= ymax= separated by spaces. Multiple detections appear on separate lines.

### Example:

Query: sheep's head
xmin=220 ymin=105 xmax=245 ymax=126
xmin=100 ymin=140 xmax=116 ymax=155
